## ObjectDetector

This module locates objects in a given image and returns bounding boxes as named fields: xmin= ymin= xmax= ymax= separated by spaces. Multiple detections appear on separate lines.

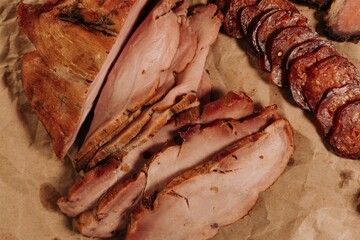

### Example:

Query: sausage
xmin=315 ymin=84 xmax=360 ymax=136
xmin=328 ymin=101 xmax=360 ymax=159
xmin=267 ymin=26 xmax=318 ymax=87
xmin=256 ymin=10 xmax=310 ymax=71
xmin=288 ymin=45 xmax=338 ymax=110
xmin=285 ymin=39 xmax=332 ymax=71
xmin=239 ymin=0 xmax=299 ymax=41
xmin=248 ymin=9 xmax=280 ymax=54
xmin=239 ymin=5 xmax=266 ymax=38
xmin=224 ymin=0 xmax=257 ymax=38
xmin=303 ymin=55 xmax=360 ymax=111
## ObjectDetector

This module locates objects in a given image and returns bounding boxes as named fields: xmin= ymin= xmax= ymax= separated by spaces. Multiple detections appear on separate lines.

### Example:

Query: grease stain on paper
xmin=339 ymin=170 xmax=353 ymax=188
xmin=354 ymin=189 xmax=360 ymax=214
xmin=39 ymin=183 xmax=61 ymax=213
xmin=287 ymin=130 xmax=314 ymax=167
xmin=0 ymin=232 xmax=18 ymax=240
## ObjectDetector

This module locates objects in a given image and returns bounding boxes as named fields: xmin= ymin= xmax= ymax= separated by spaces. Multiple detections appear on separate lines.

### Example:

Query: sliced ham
xmin=74 ymin=0 xmax=182 ymax=170
xmin=83 ymin=14 xmax=200 ymax=169
xmin=18 ymin=0 xmax=148 ymax=158
xmin=75 ymin=3 xmax=222 ymax=171
xmin=126 ymin=119 xmax=294 ymax=240
xmin=144 ymin=105 xmax=281 ymax=195
xmin=325 ymin=0 xmax=360 ymax=41
xmin=74 ymin=173 xmax=146 ymax=238
xmin=71 ymin=105 xmax=278 ymax=237
xmin=57 ymin=91 xmax=254 ymax=217
xmin=154 ymin=4 xmax=223 ymax=111
xmin=87 ymin=93 xmax=199 ymax=170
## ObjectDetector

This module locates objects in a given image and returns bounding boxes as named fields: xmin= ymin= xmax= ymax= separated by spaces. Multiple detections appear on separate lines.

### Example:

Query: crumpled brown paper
xmin=0 ymin=1 xmax=359 ymax=240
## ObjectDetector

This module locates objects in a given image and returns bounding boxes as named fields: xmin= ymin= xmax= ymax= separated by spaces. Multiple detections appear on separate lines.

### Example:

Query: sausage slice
xmin=285 ymin=39 xmax=332 ymax=72
xmin=267 ymin=26 xmax=318 ymax=87
xmin=304 ymin=55 xmax=360 ymax=111
xmin=224 ymin=0 xmax=257 ymax=38
xmin=248 ymin=9 xmax=280 ymax=54
xmin=328 ymin=101 xmax=360 ymax=159
xmin=257 ymin=10 xmax=310 ymax=71
xmin=240 ymin=0 xmax=299 ymax=41
xmin=315 ymin=84 xmax=360 ymax=136
xmin=288 ymin=45 xmax=338 ymax=110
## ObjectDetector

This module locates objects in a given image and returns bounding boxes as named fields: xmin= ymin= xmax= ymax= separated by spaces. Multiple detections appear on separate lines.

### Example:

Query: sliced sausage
xmin=256 ymin=10 xmax=310 ymax=71
xmin=267 ymin=26 xmax=318 ymax=87
xmin=288 ymin=45 xmax=338 ymax=110
xmin=328 ymin=101 xmax=360 ymax=159
xmin=248 ymin=9 xmax=280 ymax=54
xmin=224 ymin=0 xmax=257 ymax=38
xmin=239 ymin=5 xmax=265 ymax=38
xmin=240 ymin=0 xmax=299 ymax=40
xmin=304 ymin=55 xmax=360 ymax=111
xmin=315 ymin=84 xmax=360 ymax=136
xmin=285 ymin=39 xmax=332 ymax=71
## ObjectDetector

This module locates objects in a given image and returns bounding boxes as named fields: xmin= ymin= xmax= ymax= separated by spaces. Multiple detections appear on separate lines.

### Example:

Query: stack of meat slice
xmin=72 ymin=0 xmax=223 ymax=172
xmin=220 ymin=0 xmax=360 ymax=159
xmin=18 ymin=0 xmax=149 ymax=158
xmin=59 ymin=90 xmax=294 ymax=238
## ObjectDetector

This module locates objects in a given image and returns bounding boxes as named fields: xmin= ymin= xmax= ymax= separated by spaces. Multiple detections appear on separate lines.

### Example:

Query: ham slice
xmin=325 ymin=0 xmax=360 ymax=41
xmin=18 ymin=0 xmax=148 ymax=158
xmin=71 ymin=104 xmax=278 ymax=237
xmin=74 ymin=173 xmax=147 ymax=238
xmin=74 ymin=0 xmax=183 ymax=170
xmin=154 ymin=4 xmax=223 ymax=110
xmin=126 ymin=119 xmax=294 ymax=240
xmin=57 ymin=91 xmax=254 ymax=217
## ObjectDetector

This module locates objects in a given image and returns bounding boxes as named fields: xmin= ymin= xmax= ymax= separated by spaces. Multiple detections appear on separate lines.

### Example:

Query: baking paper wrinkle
xmin=0 ymin=1 xmax=360 ymax=240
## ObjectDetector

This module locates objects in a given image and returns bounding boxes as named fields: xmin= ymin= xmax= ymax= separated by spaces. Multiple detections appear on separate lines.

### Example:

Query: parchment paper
xmin=1 ymin=1 xmax=360 ymax=240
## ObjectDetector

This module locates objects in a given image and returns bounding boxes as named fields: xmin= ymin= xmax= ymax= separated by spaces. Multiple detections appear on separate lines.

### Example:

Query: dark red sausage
xmin=239 ymin=5 xmax=265 ymax=37
xmin=240 ymin=0 xmax=299 ymax=41
xmin=288 ymin=45 xmax=338 ymax=110
xmin=315 ymin=84 xmax=360 ymax=136
xmin=304 ymin=55 xmax=360 ymax=111
xmin=224 ymin=0 xmax=256 ymax=38
xmin=285 ymin=39 xmax=332 ymax=71
xmin=267 ymin=26 xmax=318 ymax=87
xmin=256 ymin=10 xmax=310 ymax=71
xmin=248 ymin=9 xmax=280 ymax=54
xmin=328 ymin=101 xmax=360 ymax=159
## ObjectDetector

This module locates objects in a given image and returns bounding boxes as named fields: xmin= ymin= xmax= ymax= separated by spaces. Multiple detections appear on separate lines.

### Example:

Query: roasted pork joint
xmin=126 ymin=119 xmax=294 ymax=240
xmin=18 ymin=0 xmax=148 ymax=158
